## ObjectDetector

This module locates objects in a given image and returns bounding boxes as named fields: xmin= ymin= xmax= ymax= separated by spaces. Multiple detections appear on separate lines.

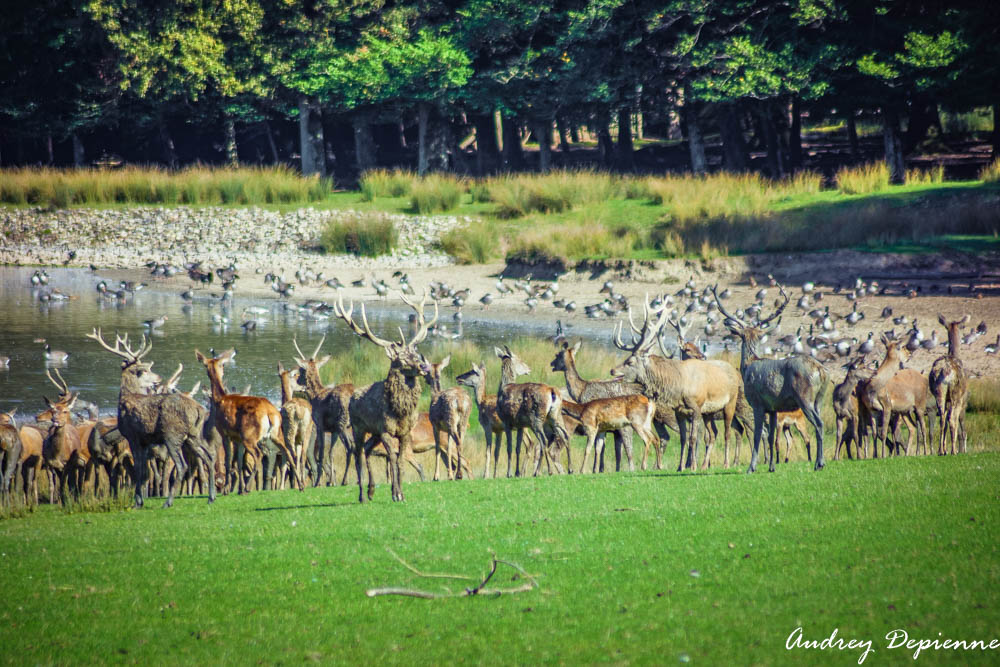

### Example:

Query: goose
xmin=240 ymin=319 xmax=258 ymax=332
xmin=717 ymin=288 xmax=731 ymax=300
xmin=479 ymin=293 xmax=493 ymax=310
xmin=180 ymin=289 xmax=195 ymax=302
xmin=835 ymin=337 xmax=856 ymax=357
xmin=120 ymin=280 xmax=147 ymax=293
xmin=802 ymin=281 xmax=815 ymax=294
xmin=686 ymin=275 xmax=697 ymax=291
xmin=373 ymin=280 xmax=389 ymax=299
xmin=755 ymin=288 xmax=768 ymax=302
xmin=796 ymin=295 xmax=811 ymax=310
xmin=143 ymin=315 xmax=168 ymax=329
xmin=892 ymin=314 xmax=908 ymax=326
xmin=564 ymin=301 xmax=577 ymax=313
xmin=326 ymin=277 xmax=345 ymax=289
xmin=985 ymin=336 xmax=999 ymax=355
xmin=351 ymin=277 xmax=366 ymax=288
xmin=452 ymin=311 xmax=463 ymax=323
xmin=962 ymin=331 xmax=980 ymax=346
xmin=495 ymin=278 xmax=512 ymax=295
xmin=881 ymin=306 xmax=893 ymax=319
xmin=845 ymin=303 xmax=865 ymax=325
xmin=211 ymin=314 xmax=230 ymax=325
xmin=920 ymin=331 xmax=939 ymax=351
xmin=767 ymin=274 xmax=776 ymax=287
xmin=821 ymin=308 xmax=835 ymax=333
xmin=44 ymin=344 xmax=69 ymax=363
xmin=599 ymin=280 xmax=614 ymax=294
xmin=808 ymin=306 xmax=826 ymax=319
xmin=976 ymin=321 xmax=988 ymax=336
xmin=858 ymin=332 xmax=875 ymax=355
xmin=778 ymin=327 xmax=800 ymax=350
xmin=524 ymin=297 xmax=537 ymax=312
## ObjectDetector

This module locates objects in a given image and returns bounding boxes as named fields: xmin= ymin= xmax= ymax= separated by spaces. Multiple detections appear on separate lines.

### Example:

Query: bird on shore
xmin=479 ymin=293 xmax=493 ymax=310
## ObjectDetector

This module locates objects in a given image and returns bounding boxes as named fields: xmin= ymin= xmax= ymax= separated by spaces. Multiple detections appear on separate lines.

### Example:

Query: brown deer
xmin=495 ymin=346 xmax=570 ymax=477
xmin=550 ymin=341 xmax=645 ymax=471
xmin=7 ymin=416 xmax=43 ymax=506
xmin=712 ymin=284 xmax=829 ymax=473
xmin=831 ymin=357 xmax=872 ymax=460
xmin=859 ymin=337 xmax=929 ymax=458
xmin=278 ymin=361 xmax=315 ymax=488
xmin=775 ymin=410 xmax=812 ymax=463
xmin=455 ymin=362 xmax=528 ymax=478
xmin=196 ymin=350 xmax=295 ymax=493
xmin=292 ymin=336 xmax=355 ymax=487
xmin=41 ymin=394 xmax=95 ymax=504
xmin=929 ymin=314 xmax=970 ymax=455
xmin=0 ymin=410 xmax=22 ymax=506
xmin=332 ymin=290 xmax=437 ymax=502
xmin=560 ymin=395 xmax=659 ymax=474
xmin=611 ymin=296 xmax=744 ymax=472
xmin=87 ymin=328 xmax=217 ymax=508
xmin=365 ymin=412 xmax=472 ymax=481
xmin=421 ymin=355 xmax=472 ymax=481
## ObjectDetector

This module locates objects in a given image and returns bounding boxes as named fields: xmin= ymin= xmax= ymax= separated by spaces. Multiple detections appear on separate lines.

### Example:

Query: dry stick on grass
xmin=367 ymin=549 xmax=539 ymax=599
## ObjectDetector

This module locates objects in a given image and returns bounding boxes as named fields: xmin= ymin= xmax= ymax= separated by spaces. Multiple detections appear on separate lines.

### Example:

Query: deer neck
xmin=385 ymin=364 xmax=422 ymax=419
xmin=739 ymin=338 xmax=761 ymax=373
xmin=498 ymin=359 xmax=517 ymax=394
xmin=947 ymin=326 xmax=960 ymax=357
xmin=872 ymin=349 xmax=901 ymax=387
xmin=205 ymin=370 xmax=229 ymax=402
xmin=561 ymin=356 xmax=589 ymax=402
xmin=301 ymin=363 xmax=326 ymax=396
xmin=279 ymin=374 xmax=294 ymax=404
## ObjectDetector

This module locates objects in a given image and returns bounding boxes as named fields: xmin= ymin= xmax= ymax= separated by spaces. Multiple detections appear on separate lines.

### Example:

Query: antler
xmin=613 ymin=293 xmax=669 ymax=355
xmin=400 ymin=290 xmax=438 ymax=347
xmin=710 ymin=284 xmax=746 ymax=328
xmin=158 ymin=363 xmax=184 ymax=393
xmin=757 ymin=284 xmax=789 ymax=327
xmin=85 ymin=327 xmax=152 ymax=363
xmin=293 ymin=335 xmax=326 ymax=362
xmin=46 ymin=367 xmax=70 ymax=398
xmin=333 ymin=291 xmax=395 ymax=349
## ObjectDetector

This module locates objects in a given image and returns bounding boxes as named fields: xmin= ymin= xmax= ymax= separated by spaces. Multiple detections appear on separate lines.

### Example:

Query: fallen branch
xmin=366 ymin=552 xmax=539 ymax=599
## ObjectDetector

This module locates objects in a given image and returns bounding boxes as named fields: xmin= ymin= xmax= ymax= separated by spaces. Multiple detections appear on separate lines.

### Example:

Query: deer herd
xmin=0 ymin=283 xmax=978 ymax=510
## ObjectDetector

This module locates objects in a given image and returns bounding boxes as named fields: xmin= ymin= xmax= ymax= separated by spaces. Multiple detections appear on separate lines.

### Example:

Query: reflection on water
xmin=0 ymin=267 xmax=571 ymax=418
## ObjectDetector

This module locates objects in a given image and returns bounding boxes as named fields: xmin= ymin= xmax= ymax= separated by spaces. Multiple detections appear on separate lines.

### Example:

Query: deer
xmin=364 ymin=412 xmax=473 ymax=481
xmin=420 ymin=355 xmax=472 ymax=481
xmin=87 ymin=328 xmax=217 ymax=508
xmin=929 ymin=314 xmax=970 ymax=455
xmin=196 ymin=350 xmax=296 ymax=493
xmin=611 ymin=296 xmax=744 ymax=472
xmin=711 ymin=284 xmax=829 ymax=473
xmin=332 ymin=289 xmax=437 ymax=502
xmin=775 ymin=410 xmax=813 ymax=463
xmin=560 ymin=395 xmax=659 ymax=474
xmin=831 ymin=357 xmax=873 ymax=461
xmin=292 ymin=336 xmax=355 ymax=487
xmin=0 ymin=410 xmax=22 ymax=506
xmin=2 ymin=411 xmax=44 ymax=506
xmin=41 ymin=393 xmax=95 ymax=504
xmin=456 ymin=362 xmax=528 ymax=479
xmin=859 ymin=336 xmax=929 ymax=459
xmin=278 ymin=361 xmax=315 ymax=488
xmin=550 ymin=340 xmax=642 ymax=472
xmin=494 ymin=345 xmax=570 ymax=477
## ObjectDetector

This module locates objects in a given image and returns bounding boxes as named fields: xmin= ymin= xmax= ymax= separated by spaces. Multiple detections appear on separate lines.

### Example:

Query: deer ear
xmin=494 ymin=346 xmax=505 ymax=359
xmin=880 ymin=334 xmax=889 ymax=347
xmin=195 ymin=350 xmax=206 ymax=363
xmin=277 ymin=361 xmax=285 ymax=373
xmin=961 ymin=314 xmax=970 ymax=326
xmin=43 ymin=396 xmax=53 ymax=408
xmin=572 ymin=340 xmax=581 ymax=355
xmin=938 ymin=313 xmax=947 ymax=327
xmin=318 ymin=355 xmax=331 ymax=367
xmin=439 ymin=355 xmax=450 ymax=370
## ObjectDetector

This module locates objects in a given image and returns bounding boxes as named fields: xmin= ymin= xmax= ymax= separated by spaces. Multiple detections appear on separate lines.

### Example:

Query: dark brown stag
xmin=712 ymin=284 xmax=829 ymax=472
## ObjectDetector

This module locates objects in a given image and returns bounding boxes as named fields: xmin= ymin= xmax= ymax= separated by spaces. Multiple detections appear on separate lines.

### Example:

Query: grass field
xmin=0 ymin=452 xmax=997 ymax=665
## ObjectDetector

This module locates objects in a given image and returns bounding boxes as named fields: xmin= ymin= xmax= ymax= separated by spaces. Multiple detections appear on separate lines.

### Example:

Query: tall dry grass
xmin=647 ymin=171 xmax=822 ymax=223
xmin=482 ymin=170 xmax=622 ymax=217
xmin=409 ymin=173 xmax=465 ymax=213
xmin=359 ymin=169 xmax=414 ymax=201
xmin=980 ymin=159 xmax=1000 ymax=184
xmin=0 ymin=165 xmax=328 ymax=207
xmin=320 ymin=212 xmax=398 ymax=257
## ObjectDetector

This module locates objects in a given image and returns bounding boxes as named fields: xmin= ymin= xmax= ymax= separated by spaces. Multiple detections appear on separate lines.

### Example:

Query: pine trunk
xmin=616 ymin=106 xmax=634 ymax=171
xmin=904 ymin=94 xmax=939 ymax=153
xmin=474 ymin=112 xmax=500 ymax=175
xmin=718 ymin=102 xmax=749 ymax=171
xmin=46 ymin=134 xmax=54 ymax=165
xmin=298 ymin=97 xmax=326 ymax=177
xmin=533 ymin=118 xmax=552 ymax=172
xmin=428 ymin=108 xmax=450 ymax=173
xmin=682 ymin=84 xmax=706 ymax=175
xmin=569 ymin=124 xmax=580 ymax=143
xmin=71 ymin=133 xmax=85 ymax=167
xmin=501 ymin=115 xmax=524 ymax=170
xmin=352 ymin=113 xmax=376 ymax=173
xmin=224 ymin=116 xmax=238 ymax=167
xmin=595 ymin=118 xmax=614 ymax=167
xmin=883 ymin=107 xmax=906 ymax=185
xmin=789 ymin=96 xmax=802 ymax=169
xmin=556 ymin=116 xmax=571 ymax=152
xmin=417 ymin=102 xmax=430 ymax=175
xmin=757 ymin=102 xmax=785 ymax=178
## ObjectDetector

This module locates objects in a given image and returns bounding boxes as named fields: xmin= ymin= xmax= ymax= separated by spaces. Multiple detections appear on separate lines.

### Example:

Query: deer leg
xmin=580 ymin=429 xmax=594 ymax=475
xmin=675 ymin=417 xmax=688 ymax=472
xmin=505 ymin=428 xmax=516 ymax=478
xmin=800 ymin=402 xmax=825 ymax=471
xmin=765 ymin=413 xmax=778 ymax=473
xmin=619 ymin=429 xmax=635 ymax=472
xmin=482 ymin=427 xmax=493 ymax=479
xmin=452 ymin=431 xmax=463 ymax=481
xmin=594 ymin=433 xmax=605 ymax=473
xmin=312 ymin=421 xmax=327 ymax=487
xmin=162 ymin=445 xmax=187 ymax=509
xmin=389 ymin=433 xmax=405 ymax=502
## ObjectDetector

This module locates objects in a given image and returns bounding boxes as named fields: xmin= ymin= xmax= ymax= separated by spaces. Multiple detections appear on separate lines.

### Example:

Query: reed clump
xmin=320 ymin=213 xmax=398 ymax=257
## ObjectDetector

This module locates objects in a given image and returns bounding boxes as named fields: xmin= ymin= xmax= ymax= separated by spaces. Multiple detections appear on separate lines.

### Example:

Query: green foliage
xmin=320 ymin=213 xmax=398 ymax=257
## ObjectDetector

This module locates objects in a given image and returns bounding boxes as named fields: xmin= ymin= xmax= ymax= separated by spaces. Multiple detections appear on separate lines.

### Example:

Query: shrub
xmin=320 ymin=213 xmax=398 ymax=257
xmin=980 ymin=159 xmax=1000 ymax=184
xmin=409 ymin=174 xmax=464 ymax=213
xmin=440 ymin=223 xmax=499 ymax=264
xmin=360 ymin=169 xmax=414 ymax=201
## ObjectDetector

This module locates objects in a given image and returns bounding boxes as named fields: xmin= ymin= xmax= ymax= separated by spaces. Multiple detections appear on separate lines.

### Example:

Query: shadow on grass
xmin=253 ymin=502 xmax=358 ymax=512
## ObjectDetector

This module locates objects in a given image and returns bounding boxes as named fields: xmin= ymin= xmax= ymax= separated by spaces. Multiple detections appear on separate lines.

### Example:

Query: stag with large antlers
xmin=611 ymin=296 xmax=744 ymax=472
xmin=711 ymin=284 xmax=829 ymax=472
xmin=332 ymin=290 xmax=437 ymax=502
xmin=87 ymin=328 xmax=216 ymax=508
xmin=196 ymin=350 xmax=296 ymax=493
xmin=929 ymin=314 xmax=970 ymax=455
xmin=292 ymin=335 xmax=355 ymax=487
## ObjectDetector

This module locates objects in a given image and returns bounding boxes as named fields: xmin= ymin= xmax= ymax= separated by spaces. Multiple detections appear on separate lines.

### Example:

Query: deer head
xmin=494 ymin=346 xmax=531 ymax=381
xmin=419 ymin=355 xmax=450 ymax=393
xmin=711 ymin=283 xmax=789 ymax=360
xmin=610 ymin=294 xmax=670 ymax=381
xmin=333 ymin=290 xmax=437 ymax=377
xmin=86 ymin=328 xmax=162 ymax=394
xmin=549 ymin=340 xmax=581 ymax=373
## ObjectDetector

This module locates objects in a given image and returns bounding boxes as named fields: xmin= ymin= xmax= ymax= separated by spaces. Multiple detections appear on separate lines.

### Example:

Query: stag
xmin=332 ymin=290 xmax=437 ymax=502
xmin=278 ymin=361 xmax=315 ymax=487
xmin=196 ymin=350 xmax=295 ymax=493
xmin=87 ymin=328 xmax=216 ymax=508
xmin=495 ymin=346 xmax=569 ymax=477
xmin=711 ymin=284 xmax=829 ymax=472
xmin=455 ymin=362 xmax=528 ymax=478
xmin=421 ymin=355 xmax=472 ymax=481
xmin=293 ymin=336 xmax=355 ymax=487
xmin=41 ymin=393 xmax=94 ymax=504
xmin=550 ymin=341 xmax=640 ymax=471
xmin=611 ymin=296 xmax=744 ymax=472
xmin=929 ymin=314 xmax=970 ymax=455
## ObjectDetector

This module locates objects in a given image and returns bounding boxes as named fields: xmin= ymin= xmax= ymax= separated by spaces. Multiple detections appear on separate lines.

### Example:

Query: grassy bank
xmin=1 ymin=451 xmax=997 ymax=664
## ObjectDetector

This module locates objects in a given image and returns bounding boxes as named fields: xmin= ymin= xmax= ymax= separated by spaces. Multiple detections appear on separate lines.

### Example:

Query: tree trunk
xmin=789 ymin=96 xmax=802 ymax=169
xmin=298 ymin=97 xmax=326 ymax=177
xmin=158 ymin=119 xmax=178 ymax=169
xmin=556 ymin=116 xmax=571 ymax=152
xmin=46 ymin=134 xmax=54 ymax=165
xmin=718 ymin=102 xmax=749 ymax=171
xmin=224 ymin=116 xmax=238 ymax=167
xmin=634 ymin=84 xmax=644 ymax=140
xmin=682 ymin=83 xmax=707 ymax=175
xmin=993 ymin=101 xmax=1000 ymax=159
xmin=533 ymin=118 xmax=552 ymax=172
xmin=398 ymin=116 xmax=408 ymax=149
xmin=427 ymin=107 xmax=450 ymax=173
xmin=757 ymin=101 xmax=785 ymax=178
xmin=474 ymin=112 xmax=500 ymax=175
xmin=71 ymin=133 xmax=85 ymax=167
xmin=846 ymin=111 xmax=860 ymax=158
xmin=617 ymin=106 xmax=635 ymax=171
xmin=569 ymin=124 xmax=580 ymax=143
xmin=418 ymin=102 xmax=430 ymax=175
xmin=263 ymin=120 xmax=279 ymax=164
xmin=352 ymin=113 xmax=376 ymax=173
xmin=595 ymin=117 xmax=614 ymax=168
xmin=883 ymin=106 xmax=905 ymax=185
xmin=904 ymin=94 xmax=939 ymax=153
xmin=501 ymin=115 xmax=524 ymax=170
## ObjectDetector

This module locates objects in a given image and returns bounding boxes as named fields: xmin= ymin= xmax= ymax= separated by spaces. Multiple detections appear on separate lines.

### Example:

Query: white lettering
xmin=885 ymin=629 xmax=908 ymax=650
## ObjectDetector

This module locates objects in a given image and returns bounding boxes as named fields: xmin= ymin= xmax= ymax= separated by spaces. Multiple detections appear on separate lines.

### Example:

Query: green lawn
xmin=1 ymin=453 xmax=998 ymax=665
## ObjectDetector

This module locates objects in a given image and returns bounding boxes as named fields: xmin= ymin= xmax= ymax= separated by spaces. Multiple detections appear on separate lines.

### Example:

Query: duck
xmin=881 ymin=306 xmax=893 ymax=319
xmin=985 ymin=335 xmax=999 ymax=355
xmin=44 ymin=344 xmax=69 ymax=363
xmin=479 ymin=293 xmax=494 ymax=310
xmin=143 ymin=315 xmax=168 ymax=330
